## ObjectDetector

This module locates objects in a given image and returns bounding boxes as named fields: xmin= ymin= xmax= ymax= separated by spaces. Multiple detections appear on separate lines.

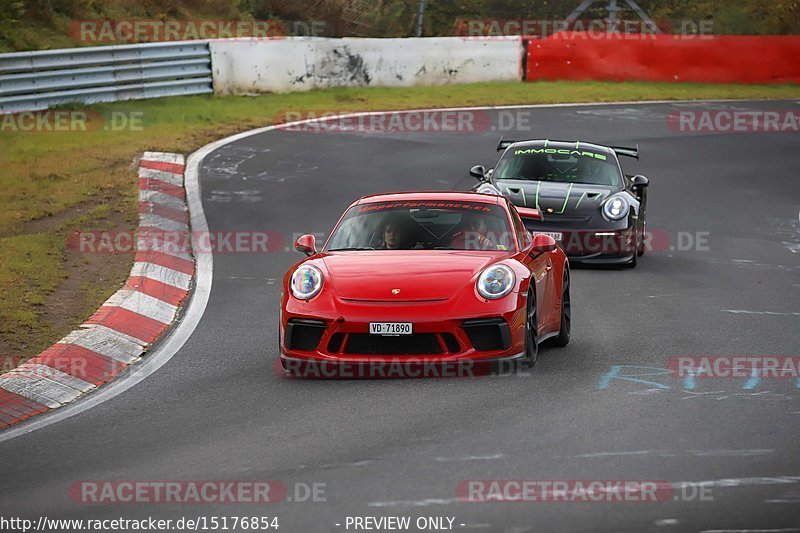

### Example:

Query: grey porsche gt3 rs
xmin=470 ymin=139 xmax=649 ymax=268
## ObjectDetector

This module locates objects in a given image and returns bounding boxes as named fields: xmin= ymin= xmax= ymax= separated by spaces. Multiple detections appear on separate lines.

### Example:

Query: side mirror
xmin=469 ymin=164 xmax=487 ymax=181
xmin=294 ymin=234 xmax=317 ymax=256
xmin=531 ymin=233 xmax=557 ymax=254
xmin=631 ymin=175 xmax=649 ymax=189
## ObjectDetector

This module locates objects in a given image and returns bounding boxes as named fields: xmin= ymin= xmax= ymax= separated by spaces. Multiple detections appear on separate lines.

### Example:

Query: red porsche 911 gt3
xmin=279 ymin=191 xmax=570 ymax=377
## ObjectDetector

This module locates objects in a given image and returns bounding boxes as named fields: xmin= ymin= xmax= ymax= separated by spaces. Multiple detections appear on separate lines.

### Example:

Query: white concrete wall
xmin=210 ymin=37 xmax=522 ymax=95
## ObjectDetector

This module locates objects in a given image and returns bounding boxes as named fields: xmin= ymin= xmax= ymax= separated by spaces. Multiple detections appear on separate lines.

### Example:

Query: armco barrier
xmin=210 ymin=37 xmax=523 ymax=95
xmin=526 ymin=32 xmax=800 ymax=84
xmin=0 ymin=41 xmax=213 ymax=114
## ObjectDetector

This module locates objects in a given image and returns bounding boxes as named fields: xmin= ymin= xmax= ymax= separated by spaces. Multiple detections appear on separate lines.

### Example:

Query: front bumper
xmin=279 ymin=294 xmax=528 ymax=367
xmin=527 ymin=224 xmax=636 ymax=263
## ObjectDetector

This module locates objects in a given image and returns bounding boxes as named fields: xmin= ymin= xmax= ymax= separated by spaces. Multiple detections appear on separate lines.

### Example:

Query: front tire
xmin=549 ymin=271 xmax=571 ymax=347
xmin=637 ymin=218 xmax=646 ymax=256
xmin=624 ymin=228 xmax=638 ymax=268
xmin=524 ymin=289 xmax=538 ymax=367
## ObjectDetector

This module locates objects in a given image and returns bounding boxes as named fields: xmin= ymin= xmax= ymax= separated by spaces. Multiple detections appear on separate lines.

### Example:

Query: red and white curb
xmin=0 ymin=152 xmax=193 ymax=429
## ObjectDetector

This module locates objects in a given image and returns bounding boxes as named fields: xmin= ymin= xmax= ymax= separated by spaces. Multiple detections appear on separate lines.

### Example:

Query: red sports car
xmin=279 ymin=191 xmax=570 ymax=377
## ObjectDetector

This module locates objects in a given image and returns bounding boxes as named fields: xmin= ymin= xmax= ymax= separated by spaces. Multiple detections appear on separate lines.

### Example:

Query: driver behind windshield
xmin=379 ymin=214 xmax=414 ymax=250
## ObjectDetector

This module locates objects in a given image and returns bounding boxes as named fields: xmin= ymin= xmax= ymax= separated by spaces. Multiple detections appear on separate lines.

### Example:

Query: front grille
xmin=285 ymin=319 xmax=326 ymax=351
xmin=343 ymin=333 xmax=442 ymax=355
xmin=461 ymin=318 xmax=511 ymax=351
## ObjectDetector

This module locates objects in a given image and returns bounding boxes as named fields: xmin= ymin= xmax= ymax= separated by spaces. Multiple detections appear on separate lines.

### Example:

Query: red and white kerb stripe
xmin=0 ymin=152 xmax=193 ymax=429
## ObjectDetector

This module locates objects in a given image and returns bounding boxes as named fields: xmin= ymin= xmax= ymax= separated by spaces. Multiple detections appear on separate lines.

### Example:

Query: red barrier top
xmin=526 ymin=32 xmax=800 ymax=84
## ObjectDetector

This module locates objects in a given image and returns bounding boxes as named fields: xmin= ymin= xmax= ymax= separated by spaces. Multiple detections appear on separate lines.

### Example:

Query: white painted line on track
xmin=573 ymin=450 xmax=664 ymax=458
xmin=724 ymin=309 xmax=800 ymax=317
xmin=702 ymin=529 xmax=800 ymax=533
xmin=434 ymin=454 xmax=505 ymax=462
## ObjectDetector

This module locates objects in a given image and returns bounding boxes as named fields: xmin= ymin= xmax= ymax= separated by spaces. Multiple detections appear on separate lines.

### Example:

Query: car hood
xmin=495 ymin=180 xmax=614 ymax=215
xmin=321 ymin=251 xmax=503 ymax=301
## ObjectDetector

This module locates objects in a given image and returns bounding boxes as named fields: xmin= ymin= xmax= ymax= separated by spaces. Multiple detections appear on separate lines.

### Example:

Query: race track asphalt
xmin=2 ymin=101 xmax=800 ymax=533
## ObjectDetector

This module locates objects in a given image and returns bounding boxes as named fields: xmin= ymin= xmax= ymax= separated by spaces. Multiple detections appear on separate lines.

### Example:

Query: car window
xmin=509 ymin=207 xmax=529 ymax=250
xmin=325 ymin=201 xmax=516 ymax=252
xmin=494 ymin=149 xmax=622 ymax=187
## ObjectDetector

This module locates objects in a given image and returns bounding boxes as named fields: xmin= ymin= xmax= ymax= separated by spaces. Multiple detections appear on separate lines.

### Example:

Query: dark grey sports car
xmin=470 ymin=139 xmax=649 ymax=267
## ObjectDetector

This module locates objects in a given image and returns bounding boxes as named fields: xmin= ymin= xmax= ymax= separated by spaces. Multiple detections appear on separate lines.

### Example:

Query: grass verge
xmin=2 ymin=80 xmax=799 ymax=361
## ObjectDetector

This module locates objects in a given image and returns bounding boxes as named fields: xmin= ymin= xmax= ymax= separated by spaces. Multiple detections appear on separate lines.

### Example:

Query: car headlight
xmin=290 ymin=265 xmax=323 ymax=300
xmin=477 ymin=264 xmax=515 ymax=300
xmin=602 ymin=194 xmax=629 ymax=221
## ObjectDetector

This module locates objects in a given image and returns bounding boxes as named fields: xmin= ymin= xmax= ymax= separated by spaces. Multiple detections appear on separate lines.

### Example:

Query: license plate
xmin=369 ymin=322 xmax=412 ymax=336
xmin=543 ymin=232 xmax=563 ymax=241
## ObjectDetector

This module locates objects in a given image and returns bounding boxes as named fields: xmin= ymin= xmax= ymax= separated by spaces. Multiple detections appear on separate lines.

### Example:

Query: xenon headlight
xmin=290 ymin=265 xmax=323 ymax=300
xmin=602 ymin=194 xmax=629 ymax=221
xmin=477 ymin=264 xmax=515 ymax=300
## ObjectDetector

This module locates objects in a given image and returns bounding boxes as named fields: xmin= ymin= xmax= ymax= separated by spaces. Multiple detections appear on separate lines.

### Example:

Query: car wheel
xmin=524 ymin=289 xmax=538 ymax=367
xmin=549 ymin=271 xmax=571 ymax=347
xmin=624 ymin=229 xmax=638 ymax=268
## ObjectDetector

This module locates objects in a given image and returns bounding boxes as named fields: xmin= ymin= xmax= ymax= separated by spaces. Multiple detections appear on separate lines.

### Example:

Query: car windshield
xmin=494 ymin=147 xmax=622 ymax=187
xmin=325 ymin=200 xmax=515 ymax=252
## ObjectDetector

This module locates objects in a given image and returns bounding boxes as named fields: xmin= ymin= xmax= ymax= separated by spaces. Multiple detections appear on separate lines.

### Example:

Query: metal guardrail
xmin=0 ymin=41 xmax=213 ymax=114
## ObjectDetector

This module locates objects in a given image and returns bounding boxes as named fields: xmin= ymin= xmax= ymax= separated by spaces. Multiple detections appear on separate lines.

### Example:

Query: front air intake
xmin=285 ymin=318 xmax=327 ymax=351
xmin=461 ymin=318 xmax=511 ymax=351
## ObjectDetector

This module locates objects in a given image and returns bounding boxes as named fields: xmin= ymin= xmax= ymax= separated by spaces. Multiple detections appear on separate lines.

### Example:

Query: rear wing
xmin=497 ymin=137 xmax=640 ymax=160
xmin=496 ymin=137 xmax=517 ymax=151
xmin=610 ymin=145 xmax=639 ymax=160
xmin=515 ymin=206 xmax=542 ymax=221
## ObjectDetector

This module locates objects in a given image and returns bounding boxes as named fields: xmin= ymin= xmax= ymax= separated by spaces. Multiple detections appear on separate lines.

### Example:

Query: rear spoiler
xmin=497 ymin=137 xmax=640 ymax=160
xmin=516 ymin=206 xmax=542 ymax=221
xmin=496 ymin=137 xmax=517 ymax=151
xmin=610 ymin=145 xmax=639 ymax=160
